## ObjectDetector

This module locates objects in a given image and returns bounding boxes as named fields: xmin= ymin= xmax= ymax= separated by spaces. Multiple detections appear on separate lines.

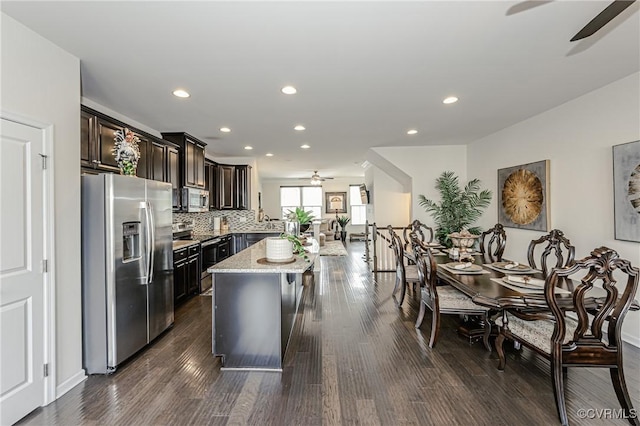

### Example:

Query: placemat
xmin=490 ymin=278 xmax=570 ymax=294
xmin=438 ymin=264 xmax=490 ymax=275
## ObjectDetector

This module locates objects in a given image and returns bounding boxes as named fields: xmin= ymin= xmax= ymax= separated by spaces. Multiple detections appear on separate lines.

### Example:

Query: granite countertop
xmin=209 ymin=238 xmax=318 ymax=274
xmin=172 ymin=240 xmax=200 ymax=251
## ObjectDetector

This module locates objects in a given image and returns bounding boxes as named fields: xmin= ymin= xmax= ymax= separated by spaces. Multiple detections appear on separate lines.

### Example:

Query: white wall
xmin=1 ymin=13 xmax=85 ymax=395
xmin=372 ymin=145 xmax=469 ymax=228
xmin=260 ymin=177 xmax=367 ymax=233
xmin=366 ymin=167 xmax=410 ymax=228
xmin=468 ymin=73 xmax=640 ymax=346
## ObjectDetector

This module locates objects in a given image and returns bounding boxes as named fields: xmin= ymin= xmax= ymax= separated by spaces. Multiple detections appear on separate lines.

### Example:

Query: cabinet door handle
xmin=92 ymin=160 xmax=101 ymax=164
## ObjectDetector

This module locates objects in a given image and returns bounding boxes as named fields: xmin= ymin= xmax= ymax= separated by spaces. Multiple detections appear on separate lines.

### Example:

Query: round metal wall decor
xmin=501 ymin=169 xmax=544 ymax=225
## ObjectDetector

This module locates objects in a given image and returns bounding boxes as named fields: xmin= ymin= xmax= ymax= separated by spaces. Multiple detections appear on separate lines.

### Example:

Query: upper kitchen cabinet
xmin=218 ymin=164 xmax=235 ymax=209
xmin=161 ymin=132 xmax=207 ymax=189
xmin=205 ymin=159 xmax=219 ymax=210
xmin=218 ymin=164 xmax=252 ymax=210
xmin=81 ymin=108 xmax=122 ymax=173
xmin=235 ymin=165 xmax=251 ymax=210
xmin=81 ymin=106 xmax=176 ymax=184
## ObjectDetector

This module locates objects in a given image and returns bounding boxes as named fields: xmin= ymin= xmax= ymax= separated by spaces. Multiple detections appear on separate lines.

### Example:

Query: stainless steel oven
xmin=182 ymin=187 xmax=209 ymax=213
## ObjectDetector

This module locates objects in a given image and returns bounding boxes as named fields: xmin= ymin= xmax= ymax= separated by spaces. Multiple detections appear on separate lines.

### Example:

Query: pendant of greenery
xmin=280 ymin=233 xmax=310 ymax=262
xmin=418 ymin=171 xmax=492 ymax=248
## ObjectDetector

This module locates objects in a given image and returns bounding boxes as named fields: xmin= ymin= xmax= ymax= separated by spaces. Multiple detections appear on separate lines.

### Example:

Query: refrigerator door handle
xmin=146 ymin=201 xmax=155 ymax=284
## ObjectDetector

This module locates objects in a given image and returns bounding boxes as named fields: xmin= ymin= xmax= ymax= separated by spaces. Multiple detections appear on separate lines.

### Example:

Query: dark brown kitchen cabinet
xmin=161 ymin=132 xmax=207 ymax=190
xmin=173 ymin=248 xmax=188 ymax=304
xmin=235 ymin=165 xmax=251 ymax=210
xmin=81 ymin=106 xmax=175 ymax=183
xmin=173 ymin=244 xmax=200 ymax=306
xmin=147 ymin=140 xmax=164 ymax=181
xmin=166 ymin=146 xmax=180 ymax=210
xmin=80 ymin=109 xmax=122 ymax=173
xmin=134 ymin=133 xmax=150 ymax=179
xmin=217 ymin=164 xmax=252 ymax=210
xmin=218 ymin=164 xmax=235 ymax=209
xmin=205 ymin=159 xmax=219 ymax=209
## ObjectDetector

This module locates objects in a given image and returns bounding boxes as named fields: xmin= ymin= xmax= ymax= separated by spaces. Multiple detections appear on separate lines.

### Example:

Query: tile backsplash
xmin=173 ymin=210 xmax=284 ymax=233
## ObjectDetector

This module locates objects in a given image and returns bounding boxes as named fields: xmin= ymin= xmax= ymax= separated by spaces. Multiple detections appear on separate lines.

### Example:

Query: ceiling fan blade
xmin=570 ymin=0 xmax=635 ymax=41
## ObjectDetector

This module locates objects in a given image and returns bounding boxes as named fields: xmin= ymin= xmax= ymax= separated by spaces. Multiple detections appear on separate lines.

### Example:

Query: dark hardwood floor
xmin=19 ymin=243 xmax=639 ymax=425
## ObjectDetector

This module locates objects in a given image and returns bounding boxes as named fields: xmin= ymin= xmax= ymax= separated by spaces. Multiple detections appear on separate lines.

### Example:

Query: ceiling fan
xmin=302 ymin=171 xmax=334 ymax=185
xmin=570 ymin=0 xmax=636 ymax=41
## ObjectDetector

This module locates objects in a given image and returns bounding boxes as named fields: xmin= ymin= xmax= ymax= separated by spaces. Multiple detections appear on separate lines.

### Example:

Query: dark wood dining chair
xmin=527 ymin=229 xmax=575 ymax=277
xmin=479 ymin=223 xmax=507 ymax=263
xmin=402 ymin=219 xmax=434 ymax=254
xmin=412 ymin=234 xmax=491 ymax=350
xmin=388 ymin=226 xmax=419 ymax=307
xmin=495 ymin=247 xmax=639 ymax=426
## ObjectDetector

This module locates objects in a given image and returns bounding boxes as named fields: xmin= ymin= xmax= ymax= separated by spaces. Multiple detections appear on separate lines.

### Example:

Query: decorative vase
xmin=284 ymin=220 xmax=300 ymax=236
xmin=340 ymin=230 xmax=347 ymax=243
xmin=265 ymin=237 xmax=293 ymax=262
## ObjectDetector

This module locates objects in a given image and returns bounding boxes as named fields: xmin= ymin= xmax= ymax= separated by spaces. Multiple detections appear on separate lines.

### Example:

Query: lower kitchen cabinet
xmin=173 ymin=244 xmax=200 ymax=306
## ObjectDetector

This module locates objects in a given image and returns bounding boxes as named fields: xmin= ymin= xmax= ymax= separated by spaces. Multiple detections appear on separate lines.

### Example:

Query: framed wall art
xmin=613 ymin=140 xmax=640 ymax=242
xmin=325 ymin=191 xmax=347 ymax=214
xmin=497 ymin=160 xmax=550 ymax=231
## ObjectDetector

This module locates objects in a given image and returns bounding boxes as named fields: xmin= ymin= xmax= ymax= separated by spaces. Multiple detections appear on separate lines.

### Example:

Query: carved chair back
xmin=527 ymin=229 xmax=575 ymax=277
xmin=402 ymin=220 xmax=434 ymax=253
xmin=546 ymin=247 xmax=639 ymax=360
xmin=388 ymin=225 xmax=406 ymax=280
xmin=479 ymin=223 xmax=507 ymax=263
xmin=411 ymin=234 xmax=439 ymax=310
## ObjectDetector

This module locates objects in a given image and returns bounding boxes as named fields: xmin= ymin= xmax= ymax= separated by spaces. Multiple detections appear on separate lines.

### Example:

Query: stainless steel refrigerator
xmin=81 ymin=174 xmax=174 ymax=374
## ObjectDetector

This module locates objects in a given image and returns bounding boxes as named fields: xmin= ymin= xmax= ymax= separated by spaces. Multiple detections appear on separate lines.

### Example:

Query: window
xmin=349 ymin=185 xmax=367 ymax=225
xmin=280 ymin=186 xmax=322 ymax=219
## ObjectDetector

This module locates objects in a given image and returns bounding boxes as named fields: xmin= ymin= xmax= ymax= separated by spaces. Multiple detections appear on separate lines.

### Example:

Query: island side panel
xmin=212 ymin=272 xmax=282 ymax=369
xmin=280 ymin=272 xmax=300 ymax=358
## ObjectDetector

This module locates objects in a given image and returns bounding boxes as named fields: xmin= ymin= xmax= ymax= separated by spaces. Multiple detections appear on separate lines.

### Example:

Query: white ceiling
xmin=2 ymin=1 xmax=639 ymax=180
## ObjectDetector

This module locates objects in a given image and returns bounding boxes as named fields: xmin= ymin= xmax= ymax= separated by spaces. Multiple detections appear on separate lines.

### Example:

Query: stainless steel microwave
xmin=182 ymin=187 xmax=209 ymax=212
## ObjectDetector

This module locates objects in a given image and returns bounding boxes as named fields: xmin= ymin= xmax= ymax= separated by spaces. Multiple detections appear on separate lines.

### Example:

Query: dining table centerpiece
xmin=112 ymin=128 xmax=141 ymax=176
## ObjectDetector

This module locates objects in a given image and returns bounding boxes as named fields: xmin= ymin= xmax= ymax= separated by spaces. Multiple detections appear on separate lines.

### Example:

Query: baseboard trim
xmin=623 ymin=332 xmax=640 ymax=349
xmin=56 ymin=370 xmax=87 ymax=400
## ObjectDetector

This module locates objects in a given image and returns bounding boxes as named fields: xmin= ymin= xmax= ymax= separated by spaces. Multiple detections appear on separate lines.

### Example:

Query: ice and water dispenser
xmin=122 ymin=221 xmax=141 ymax=262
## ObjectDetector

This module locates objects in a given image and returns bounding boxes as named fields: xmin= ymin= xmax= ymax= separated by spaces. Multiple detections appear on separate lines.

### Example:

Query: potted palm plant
xmin=336 ymin=215 xmax=351 ymax=243
xmin=418 ymin=171 xmax=492 ymax=248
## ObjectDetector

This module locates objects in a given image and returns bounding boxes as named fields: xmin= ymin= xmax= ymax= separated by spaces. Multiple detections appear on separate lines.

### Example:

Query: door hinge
xmin=42 ymin=259 xmax=48 ymax=273
xmin=44 ymin=363 xmax=49 ymax=377
xmin=39 ymin=153 xmax=48 ymax=169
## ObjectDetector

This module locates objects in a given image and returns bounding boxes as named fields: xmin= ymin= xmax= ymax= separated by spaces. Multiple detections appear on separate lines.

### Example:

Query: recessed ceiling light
xmin=300 ymin=144 xmax=310 ymax=149
xmin=281 ymin=86 xmax=297 ymax=95
xmin=407 ymin=129 xmax=418 ymax=135
xmin=172 ymin=89 xmax=190 ymax=98
xmin=266 ymin=153 xmax=274 ymax=157
xmin=244 ymin=146 xmax=253 ymax=150
xmin=219 ymin=127 xmax=231 ymax=133
xmin=294 ymin=125 xmax=305 ymax=131
xmin=443 ymin=96 xmax=458 ymax=104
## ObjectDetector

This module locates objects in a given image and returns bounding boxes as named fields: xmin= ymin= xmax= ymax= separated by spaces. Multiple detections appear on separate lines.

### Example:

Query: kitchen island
xmin=208 ymin=238 xmax=318 ymax=370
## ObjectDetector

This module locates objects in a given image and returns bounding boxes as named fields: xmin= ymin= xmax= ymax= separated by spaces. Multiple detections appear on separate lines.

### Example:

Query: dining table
xmin=405 ymin=247 xmax=639 ymax=340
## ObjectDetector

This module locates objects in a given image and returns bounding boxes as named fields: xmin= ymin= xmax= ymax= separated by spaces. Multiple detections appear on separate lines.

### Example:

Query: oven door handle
xmin=201 ymin=238 xmax=220 ymax=248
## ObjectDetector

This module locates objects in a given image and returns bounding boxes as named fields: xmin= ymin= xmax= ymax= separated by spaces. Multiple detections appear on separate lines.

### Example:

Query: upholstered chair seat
xmin=495 ymin=313 xmax=578 ymax=355
xmin=435 ymin=286 xmax=491 ymax=312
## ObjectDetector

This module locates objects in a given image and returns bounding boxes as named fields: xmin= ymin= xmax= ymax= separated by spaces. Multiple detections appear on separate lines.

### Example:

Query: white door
xmin=0 ymin=118 xmax=46 ymax=425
